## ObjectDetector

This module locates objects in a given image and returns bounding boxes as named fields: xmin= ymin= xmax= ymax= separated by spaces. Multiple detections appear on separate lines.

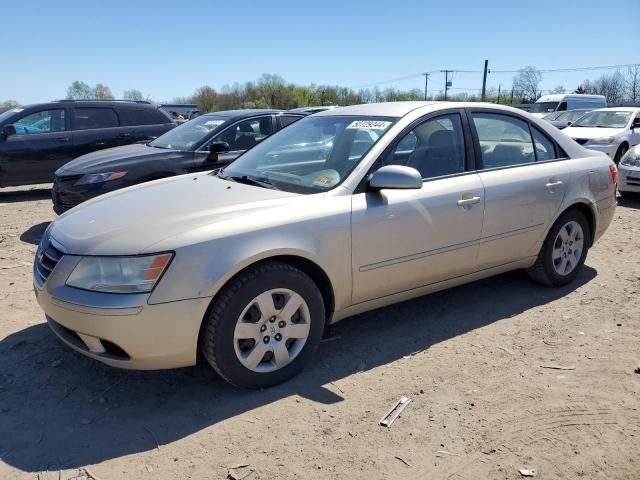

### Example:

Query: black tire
xmin=200 ymin=261 xmax=325 ymax=389
xmin=526 ymin=209 xmax=591 ymax=287
xmin=613 ymin=143 xmax=629 ymax=164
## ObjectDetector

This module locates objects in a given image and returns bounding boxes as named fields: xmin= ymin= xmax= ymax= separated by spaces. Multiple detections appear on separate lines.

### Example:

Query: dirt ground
xmin=0 ymin=185 xmax=638 ymax=480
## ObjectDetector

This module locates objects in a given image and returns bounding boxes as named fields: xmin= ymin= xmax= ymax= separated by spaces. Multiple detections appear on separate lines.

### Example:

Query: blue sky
xmin=2 ymin=0 xmax=636 ymax=103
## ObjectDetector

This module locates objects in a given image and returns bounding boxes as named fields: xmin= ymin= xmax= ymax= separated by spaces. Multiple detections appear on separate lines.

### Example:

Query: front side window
xmin=382 ymin=114 xmax=466 ymax=179
xmin=150 ymin=115 xmax=227 ymax=150
xmin=572 ymin=111 xmax=633 ymax=129
xmin=472 ymin=113 xmax=535 ymax=168
xmin=214 ymin=117 xmax=274 ymax=151
xmin=221 ymin=115 xmax=396 ymax=193
xmin=530 ymin=102 xmax=559 ymax=114
xmin=13 ymin=109 xmax=66 ymax=135
xmin=73 ymin=108 xmax=118 ymax=130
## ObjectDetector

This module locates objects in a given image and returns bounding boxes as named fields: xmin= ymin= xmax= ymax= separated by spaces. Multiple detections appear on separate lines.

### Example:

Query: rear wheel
xmin=201 ymin=262 xmax=325 ymax=389
xmin=613 ymin=143 xmax=629 ymax=164
xmin=527 ymin=210 xmax=590 ymax=287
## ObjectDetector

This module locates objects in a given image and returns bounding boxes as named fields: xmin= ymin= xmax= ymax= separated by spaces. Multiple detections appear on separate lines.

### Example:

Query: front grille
xmin=34 ymin=237 xmax=64 ymax=285
xmin=575 ymin=138 xmax=589 ymax=145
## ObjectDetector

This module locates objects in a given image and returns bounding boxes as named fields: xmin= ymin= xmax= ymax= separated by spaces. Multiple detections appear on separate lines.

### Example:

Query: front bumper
xmin=618 ymin=166 xmax=640 ymax=193
xmin=582 ymin=143 xmax=619 ymax=159
xmin=52 ymin=175 xmax=127 ymax=214
xmin=33 ymin=253 xmax=212 ymax=370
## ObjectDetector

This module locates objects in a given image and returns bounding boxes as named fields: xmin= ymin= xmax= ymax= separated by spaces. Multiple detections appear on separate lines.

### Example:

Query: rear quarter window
xmin=118 ymin=108 xmax=170 ymax=126
xmin=73 ymin=107 xmax=118 ymax=130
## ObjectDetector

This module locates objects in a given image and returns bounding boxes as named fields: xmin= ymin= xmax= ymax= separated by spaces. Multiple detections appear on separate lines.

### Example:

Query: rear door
xmin=116 ymin=106 xmax=174 ymax=144
xmin=0 ymin=108 xmax=72 ymax=185
xmin=71 ymin=106 xmax=132 ymax=158
xmin=468 ymin=109 xmax=570 ymax=269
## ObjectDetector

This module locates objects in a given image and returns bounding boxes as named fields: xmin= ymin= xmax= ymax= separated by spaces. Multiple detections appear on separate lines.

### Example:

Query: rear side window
xmin=118 ymin=108 xmax=170 ymax=126
xmin=531 ymin=126 xmax=558 ymax=161
xmin=13 ymin=109 xmax=66 ymax=135
xmin=73 ymin=107 xmax=118 ymax=130
xmin=472 ymin=113 xmax=535 ymax=168
xmin=279 ymin=115 xmax=302 ymax=128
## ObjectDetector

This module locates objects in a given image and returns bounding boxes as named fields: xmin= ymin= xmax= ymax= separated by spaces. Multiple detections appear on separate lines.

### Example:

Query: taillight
xmin=609 ymin=163 xmax=618 ymax=184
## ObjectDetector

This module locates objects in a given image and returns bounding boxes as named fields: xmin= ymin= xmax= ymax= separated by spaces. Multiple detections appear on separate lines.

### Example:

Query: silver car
xmin=618 ymin=144 xmax=640 ymax=196
xmin=33 ymin=102 xmax=617 ymax=388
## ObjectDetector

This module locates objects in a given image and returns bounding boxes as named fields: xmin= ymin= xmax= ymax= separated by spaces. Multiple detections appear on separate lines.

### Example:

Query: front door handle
xmin=546 ymin=179 xmax=564 ymax=188
xmin=119 ymin=133 xmax=131 ymax=138
xmin=56 ymin=137 xmax=69 ymax=143
xmin=457 ymin=196 xmax=481 ymax=206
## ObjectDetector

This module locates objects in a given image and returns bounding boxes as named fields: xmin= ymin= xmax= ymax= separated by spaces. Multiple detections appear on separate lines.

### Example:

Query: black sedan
xmin=52 ymin=109 xmax=305 ymax=213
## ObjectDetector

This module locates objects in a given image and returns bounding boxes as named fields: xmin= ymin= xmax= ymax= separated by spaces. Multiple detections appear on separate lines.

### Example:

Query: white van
xmin=530 ymin=94 xmax=607 ymax=118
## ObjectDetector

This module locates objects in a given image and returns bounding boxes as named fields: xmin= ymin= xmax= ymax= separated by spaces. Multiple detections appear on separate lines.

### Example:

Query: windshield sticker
xmin=311 ymin=169 xmax=340 ymax=187
xmin=11 ymin=108 xmax=24 ymax=113
xmin=346 ymin=120 xmax=392 ymax=130
xmin=204 ymin=120 xmax=225 ymax=127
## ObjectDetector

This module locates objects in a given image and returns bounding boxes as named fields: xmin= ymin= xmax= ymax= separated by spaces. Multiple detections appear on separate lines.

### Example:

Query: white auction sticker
xmin=346 ymin=120 xmax=392 ymax=130
xmin=204 ymin=120 xmax=225 ymax=127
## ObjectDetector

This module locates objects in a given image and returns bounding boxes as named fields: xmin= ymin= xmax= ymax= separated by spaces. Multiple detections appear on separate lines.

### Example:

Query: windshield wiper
xmin=229 ymin=175 xmax=280 ymax=190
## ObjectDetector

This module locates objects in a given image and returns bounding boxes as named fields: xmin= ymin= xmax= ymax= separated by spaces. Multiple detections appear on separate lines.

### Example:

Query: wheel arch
xmin=557 ymin=201 xmax=597 ymax=247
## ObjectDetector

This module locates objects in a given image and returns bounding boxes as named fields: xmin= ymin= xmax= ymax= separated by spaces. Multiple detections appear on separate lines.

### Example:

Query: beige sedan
xmin=34 ymin=102 xmax=617 ymax=388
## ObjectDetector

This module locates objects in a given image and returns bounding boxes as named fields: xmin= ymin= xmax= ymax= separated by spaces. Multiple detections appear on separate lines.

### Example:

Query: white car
xmin=618 ymin=144 xmax=640 ymax=196
xmin=563 ymin=107 xmax=640 ymax=163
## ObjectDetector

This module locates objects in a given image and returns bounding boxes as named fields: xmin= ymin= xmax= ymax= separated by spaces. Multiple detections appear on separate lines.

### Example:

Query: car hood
xmin=563 ymin=126 xmax=623 ymax=139
xmin=49 ymin=172 xmax=304 ymax=255
xmin=56 ymin=144 xmax=189 ymax=175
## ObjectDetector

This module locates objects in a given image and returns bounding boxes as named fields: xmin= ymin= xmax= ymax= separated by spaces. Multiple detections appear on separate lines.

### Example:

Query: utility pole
xmin=422 ymin=73 xmax=430 ymax=101
xmin=440 ymin=70 xmax=453 ymax=100
xmin=497 ymin=84 xmax=501 ymax=104
xmin=510 ymin=87 xmax=514 ymax=104
xmin=481 ymin=59 xmax=489 ymax=101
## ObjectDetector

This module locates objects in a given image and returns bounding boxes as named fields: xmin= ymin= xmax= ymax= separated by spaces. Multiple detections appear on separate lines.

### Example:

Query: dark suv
xmin=52 ymin=109 xmax=306 ymax=213
xmin=0 ymin=100 xmax=176 ymax=187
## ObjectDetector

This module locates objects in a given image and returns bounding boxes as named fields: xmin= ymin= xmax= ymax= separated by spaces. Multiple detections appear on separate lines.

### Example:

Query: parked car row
xmin=33 ymin=102 xmax=617 ymax=388
xmin=52 ymin=109 xmax=306 ymax=213
xmin=0 ymin=100 xmax=176 ymax=186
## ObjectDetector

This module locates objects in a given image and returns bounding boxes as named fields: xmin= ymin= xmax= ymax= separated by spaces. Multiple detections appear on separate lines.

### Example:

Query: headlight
xmin=66 ymin=253 xmax=173 ymax=293
xmin=590 ymin=137 xmax=615 ymax=145
xmin=620 ymin=147 xmax=640 ymax=167
xmin=74 ymin=171 xmax=127 ymax=186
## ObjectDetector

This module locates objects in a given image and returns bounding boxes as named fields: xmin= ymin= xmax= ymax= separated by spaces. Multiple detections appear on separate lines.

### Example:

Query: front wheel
xmin=526 ymin=210 xmax=590 ymax=287
xmin=201 ymin=262 xmax=325 ymax=389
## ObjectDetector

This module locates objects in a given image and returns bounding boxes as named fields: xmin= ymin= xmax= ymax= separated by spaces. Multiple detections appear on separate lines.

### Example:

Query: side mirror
xmin=368 ymin=165 xmax=422 ymax=190
xmin=208 ymin=141 xmax=230 ymax=160
xmin=2 ymin=124 xmax=17 ymax=139
xmin=631 ymin=119 xmax=640 ymax=129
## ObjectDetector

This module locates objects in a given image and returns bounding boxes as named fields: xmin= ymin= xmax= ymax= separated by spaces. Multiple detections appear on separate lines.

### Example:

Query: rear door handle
xmin=119 ymin=133 xmax=131 ymax=138
xmin=457 ymin=196 xmax=481 ymax=206
xmin=546 ymin=179 xmax=564 ymax=188
xmin=95 ymin=141 xmax=106 ymax=146
xmin=56 ymin=137 xmax=69 ymax=143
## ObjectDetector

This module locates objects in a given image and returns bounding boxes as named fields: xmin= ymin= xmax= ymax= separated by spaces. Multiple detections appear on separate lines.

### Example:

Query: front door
xmin=351 ymin=111 xmax=484 ymax=304
xmin=0 ymin=108 xmax=72 ymax=185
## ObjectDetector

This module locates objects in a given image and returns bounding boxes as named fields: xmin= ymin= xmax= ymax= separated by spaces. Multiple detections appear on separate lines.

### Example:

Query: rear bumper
xmin=618 ymin=167 xmax=640 ymax=192
xmin=33 ymin=254 xmax=212 ymax=369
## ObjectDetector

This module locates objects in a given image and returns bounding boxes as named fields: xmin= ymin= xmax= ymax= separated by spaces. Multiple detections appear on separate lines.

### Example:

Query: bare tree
xmin=551 ymin=85 xmax=566 ymax=94
xmin=0 ymin=100 xmax=20 ymax=112
xmin=66 ymin=81 xmax=94 ymax=99
xmin=512 ymin=67 xmax=543 ymax=102
xmin=192 ymin=86 xmax=217 ymax=113
xmin=592 ymin=72 xmax=625 ymax=105
xmin=123 ymin=89 xmax=149 ymax=102
xmin=94 ymin=84 xmax=114 ymax=100
xmin=624 ymin=65 xmax=640 ymax=104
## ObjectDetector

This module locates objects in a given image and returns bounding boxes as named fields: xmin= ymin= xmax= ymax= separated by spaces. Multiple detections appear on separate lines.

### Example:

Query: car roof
xmin=18 ymin=100 xmax=159 ymax=110
xmin=201 ymin=109 xmax=287 ymax=119
xmin=590 ymin=107 xmax=640 ymax=112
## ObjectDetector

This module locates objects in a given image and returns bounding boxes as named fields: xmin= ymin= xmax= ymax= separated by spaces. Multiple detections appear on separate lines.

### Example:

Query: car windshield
xmin=543 ymin=111 xmax=565 ymax=120
xmin=0 ymin=109 xmax=21 ymax=124
xmin=149 ymin=115 xmax=226 ymax=150
xmin=219 ymin=115 xmax=397 ymax=194
xmin=571 ymin=111 xmax=632 ymax=128
xmin=557 ymin=110 xmax=589 ymax=122
xmin=530 ymin=102 xmax=559 ymax=113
